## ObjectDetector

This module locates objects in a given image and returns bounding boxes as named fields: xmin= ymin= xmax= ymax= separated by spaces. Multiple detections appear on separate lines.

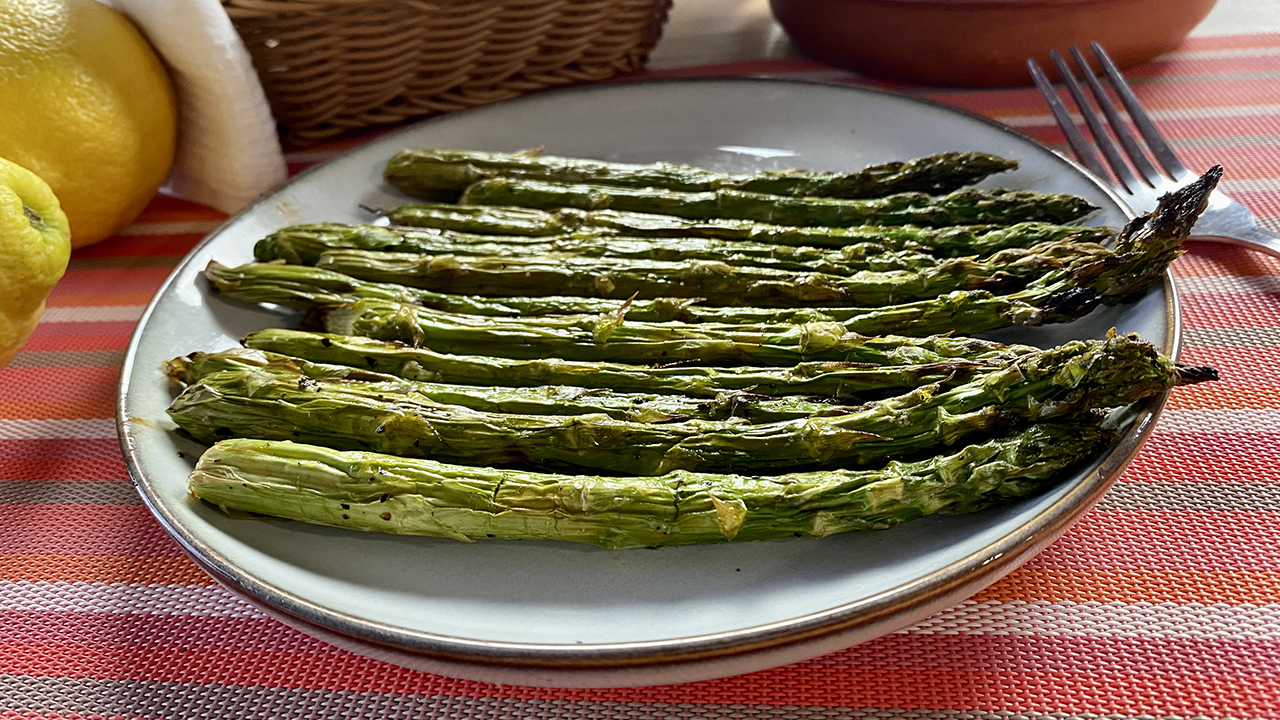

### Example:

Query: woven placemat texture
xmin=2 ymin=32 xmax=1279 ymax=719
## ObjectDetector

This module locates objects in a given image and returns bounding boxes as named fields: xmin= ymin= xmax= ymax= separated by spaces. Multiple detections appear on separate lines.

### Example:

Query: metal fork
xmin=1027 ymin=42 xmax=1280 ymax=258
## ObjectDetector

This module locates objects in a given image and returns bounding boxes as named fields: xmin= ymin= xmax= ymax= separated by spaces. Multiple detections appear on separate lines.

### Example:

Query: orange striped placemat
xmin=2 ymin=33 xmax=1278 ymax=719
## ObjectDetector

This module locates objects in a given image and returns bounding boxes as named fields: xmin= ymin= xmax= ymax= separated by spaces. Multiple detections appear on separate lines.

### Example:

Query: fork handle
xmin=1194 ymin=226 xmax=1280 ymax=260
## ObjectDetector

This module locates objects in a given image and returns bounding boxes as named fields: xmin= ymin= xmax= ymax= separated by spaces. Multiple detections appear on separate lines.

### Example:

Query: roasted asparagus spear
xmin=309 ymin=239 xmax=1110 ymax=306
xmin=206 ymin=260 xmax=713 ymax=323
xmin=168 ymin=333 xmax=1215 ymax=476
xmin=189 ymin=420 xmax=1113 ymax=549
xmin=166 ymin=349 xmax=850 ymax=424
xmin=318 ymin=297 xmax=1052 ymax=365
xmin=382 ymin=148 xmax=1019 ymax=202
xmin=254 ymin=222 xmax=953 ymax=274
xmin=385 ymin=204 xmax=1114 ymax=253
xmin=459 ymin=178 xmax=1098 ymax=227
xmin=242 ymin=329 xmax=1017 ymax=400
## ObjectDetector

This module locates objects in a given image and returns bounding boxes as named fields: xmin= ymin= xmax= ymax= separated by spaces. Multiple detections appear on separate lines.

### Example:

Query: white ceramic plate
xmin=118 ymin=78 xmax=1176 ymax=688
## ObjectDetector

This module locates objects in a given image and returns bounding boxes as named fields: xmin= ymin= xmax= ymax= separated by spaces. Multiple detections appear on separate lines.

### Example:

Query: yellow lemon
xmin=0 ymin=0 xmax=177 ymax=249
xmin=0 ymin=157 xmax=71 ymax=368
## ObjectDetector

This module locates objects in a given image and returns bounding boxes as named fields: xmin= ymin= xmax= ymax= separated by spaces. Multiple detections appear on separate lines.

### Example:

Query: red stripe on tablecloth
xmin=72 ymin=235 xmax=206 ymax=259
xmin=2 ymin=506 xmax=186 ymax=556
xmin=1181 ymin=292 xmax=1280 ymax=328
xmin=1166 ymin=384 xmax=1280 ymax=409
xmin=1 ymin=640 xmax=1275 ymax=716
xmin=1175 ymin=346 xmax=1280 ymax=384
xmin=1028 ymin=511 xmax=1280 ymax=572
xmin=20 ymin=334 xmax=133 ymax=353
xmin=50 ymin=268 xmax=178 ymax=296
xmin=1227 ymin=190 xmax=1280 ymax=220
xmin=0 ymin=440 xmax=125 ymax=463
xmin=1174 ymin=244 xmax=1280 ymax=276
xmin=128 ymin=195 xmax=227 ymax=225
xmin=0 ymin=460 xmax=128 ymax=482
xmin=1123 ymin=439 xmax=1280 ymax=484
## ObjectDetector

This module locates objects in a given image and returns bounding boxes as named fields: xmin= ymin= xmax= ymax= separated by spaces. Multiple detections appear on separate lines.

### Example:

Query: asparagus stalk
xmin=206 ymin=260 xmax=709 ymax=323
xmin=382 ymin=148 xmax=1019 ymax=202
xmin=459 ymin=178 xmax=1098 ymax=227
xmin=255 ymin=222 xmax=951 ymax=274
xmin=166 ymin=349 xmax=849 ymax=424
xmin=208 ymin=258 xmax=1068 ymax=327
xmin=189 ymin=421 xmax=1113 ymax=549
xmin=168 ymin=333 xmax=1215 ymax=476
xmin=311 ymin=238 xmax=1110 ymax=306
xmin=386 ymin=203 xmax=1115 ymax=254
xmin=317 ymin=297 xmax=1052 ymax=365
xmin=242 ymin=329 xmax=1014 ymax=400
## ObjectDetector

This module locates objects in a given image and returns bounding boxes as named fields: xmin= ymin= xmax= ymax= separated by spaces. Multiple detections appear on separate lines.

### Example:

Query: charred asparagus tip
xmin=1174 ymin=363 xmax=1220 ymax=385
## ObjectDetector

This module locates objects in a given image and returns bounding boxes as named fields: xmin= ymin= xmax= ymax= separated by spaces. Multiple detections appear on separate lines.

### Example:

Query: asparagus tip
xmin=1174 ymin=363 xmax=1220 ymax=385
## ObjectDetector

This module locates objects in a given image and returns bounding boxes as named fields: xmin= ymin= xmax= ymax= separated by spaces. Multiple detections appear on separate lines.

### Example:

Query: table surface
xmin=3 ymin=4 xmax=1280 ymax=718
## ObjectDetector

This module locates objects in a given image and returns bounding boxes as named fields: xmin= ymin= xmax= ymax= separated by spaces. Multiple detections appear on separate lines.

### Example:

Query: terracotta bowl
xmin=768 ymin=0 xmax=1218 ymax=87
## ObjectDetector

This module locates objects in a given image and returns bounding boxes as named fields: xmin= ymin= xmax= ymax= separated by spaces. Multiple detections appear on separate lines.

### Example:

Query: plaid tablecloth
xmin=4 ymin=32 xmax=1279 ymax=718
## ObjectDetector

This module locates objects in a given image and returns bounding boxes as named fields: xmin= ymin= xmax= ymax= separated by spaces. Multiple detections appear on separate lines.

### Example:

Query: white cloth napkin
xmin=101 ymin=0 xmax=288 ymax=214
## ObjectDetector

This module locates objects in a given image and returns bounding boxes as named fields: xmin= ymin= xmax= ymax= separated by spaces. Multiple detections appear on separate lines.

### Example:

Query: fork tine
xmin=1027 ymin=57 xmax=1112 ymax=182
xmin=1090 ymin=42 xmax=1190 ymax=177
xmin=1068 ymin=45 xmax=1164 ymax=187
xmin=1049 ymin=49 xmax=1142 ymax=192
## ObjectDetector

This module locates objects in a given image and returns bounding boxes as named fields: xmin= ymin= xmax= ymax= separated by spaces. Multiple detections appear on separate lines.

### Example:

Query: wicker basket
xmin=222 ymin=0 xmax=674 ymax=147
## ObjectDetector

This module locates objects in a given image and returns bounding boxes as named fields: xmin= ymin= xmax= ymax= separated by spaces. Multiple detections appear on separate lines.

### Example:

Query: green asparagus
xmin=386 ymin=203 xmax=1115 ymax=253
xmin=206 ymin=260 xmax=712 ymax=323
xmin=311 ymin=238 xmax=1111 ymax=306
xmin=168 ymin=333 xmax=1213 ymax=476
xmin=318 ymin=297 xmax=1057 ymax=365
xmin=382 ymin=148 xmax=1019 ymax=202
xmin=208 ymin=259 xmax=1081 ymax=328
xmin=242 ymin=329 xmax=1016 ymax=400
xmin=167 ymin=349 xmax=850 ymax=423
xmin=255 ymin=222 xmax=952 ymax=274
xmin=189 ymin=421 xmax=1113 ymax=549
xmin=459 ymin=178 xmax=1098 ymax=227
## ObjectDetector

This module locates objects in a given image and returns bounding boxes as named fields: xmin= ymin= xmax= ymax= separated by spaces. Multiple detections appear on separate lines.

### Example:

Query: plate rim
xmin=117 ymin=75 xmax=1178 ymax=675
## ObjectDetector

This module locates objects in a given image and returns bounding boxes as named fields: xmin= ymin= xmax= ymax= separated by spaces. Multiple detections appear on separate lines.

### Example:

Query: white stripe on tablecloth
xmin=0 ymin=419 xmax=118 ymax=440
xmin=903 ymin=599 xmax=1280 ymax=641
xmin=1156 ymin=408 xmax=1280 ymax=433
xmin=39 ymin=305 xmax=144 ymax=323
xmin=0 ymin=581 xmax=260 ymax=618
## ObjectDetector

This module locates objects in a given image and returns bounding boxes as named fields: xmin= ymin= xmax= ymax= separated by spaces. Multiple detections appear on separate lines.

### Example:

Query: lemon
xmin=0 ymin=0 xmax=177 ymax=249
xmin=0 ymin=157 xmax=71 ymax=368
